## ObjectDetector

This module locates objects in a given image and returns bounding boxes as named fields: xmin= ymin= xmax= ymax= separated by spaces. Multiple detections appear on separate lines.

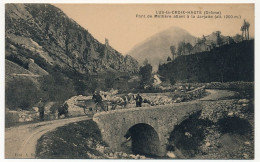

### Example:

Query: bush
xmin=6 ymin=78 xmax=42 ymax=110
xmin=40 ymin=72 xmax=77 ymax=102
xmin=139 ymin=63 xmax=153 ymax=88
xmin=104 ymin=73 xmax=116 ymax=89
xmin=168 ymin=112 xmax=213 ymax=157
xmin=74 ymin=79 xmax=88 ymax=95
xmin=217 ymin=116 xmax=252 ymax=135
xmin=86 ymin=77 xmax=98 ymax=94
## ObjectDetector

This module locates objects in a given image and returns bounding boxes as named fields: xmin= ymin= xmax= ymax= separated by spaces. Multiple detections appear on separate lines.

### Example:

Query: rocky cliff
xmin=5 ymin=4 xmax=139 ymax=75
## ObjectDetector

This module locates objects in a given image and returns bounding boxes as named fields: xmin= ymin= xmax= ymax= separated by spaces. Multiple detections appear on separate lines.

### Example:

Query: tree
xmin=139 ymin=62 xmax=153 ymax=88
xmin=74 ymin=79 xmax=87 ymax=95
xmin=202 ymin=35 xmax=206 ymax=43
xmin=185 ymin=43 xmax=193 ymax=54
xmin=216 ymin=31 xmax=223 ymax=46
xmin=228 ymin=36 xmax=235 ymax=44
xmin=241 ymin=19 xmax=250 ymax=40
xmin=177 ymin=41 xmax=193 ymax=56
xmin=40 ymin=72 xmax=77 ymax=102
xmin=167 ymin=56 xmax=172 ymax=62
xmin=6 ymin=78 xmax=42 ymax=110
xmin=143 ymin=58 xmax=149 ymax=66
xmin=170 ymin=45 xmax=176 ymax=59
xmin=233 ymin=34 xmax=243 ymax=43
xmin=177 ymin=41 xmax=186 ymax=56
xmin=87 ymin=77 xmax=98 ymax=94
xmin=246 ymin=21 xmax=250 ymax=40
xmin=104 ymin=73 xmax=116 ymax=90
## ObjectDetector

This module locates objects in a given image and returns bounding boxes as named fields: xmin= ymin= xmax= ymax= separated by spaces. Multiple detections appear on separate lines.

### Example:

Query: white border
xmin=0 ymin=1 xmax=258 ymax=162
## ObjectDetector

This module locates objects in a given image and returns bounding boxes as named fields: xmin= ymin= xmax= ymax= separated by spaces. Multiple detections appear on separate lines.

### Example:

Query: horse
xmin=84 ymin=99 xmax=108 ymax=114
xmin=58 ymin=102 xmax=69 ymax=118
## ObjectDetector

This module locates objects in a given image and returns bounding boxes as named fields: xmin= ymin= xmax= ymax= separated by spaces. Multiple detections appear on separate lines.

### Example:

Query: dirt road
xmin=199 ymin=89 xmax=236 ymax=101
xmin=5 ymin=116 xmax=90 ymax=159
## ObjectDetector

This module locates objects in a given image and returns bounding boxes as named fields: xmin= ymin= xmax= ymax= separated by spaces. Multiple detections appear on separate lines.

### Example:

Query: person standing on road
xmin=135 ymin=93 xmax=143 ymax=107
xmin=122 ymin=95 xmax=129 ymax=108
xmin=37 ymin=98 xmax=45 ymax=121
xmin=92 ymin=91 xmax=106 ymax=112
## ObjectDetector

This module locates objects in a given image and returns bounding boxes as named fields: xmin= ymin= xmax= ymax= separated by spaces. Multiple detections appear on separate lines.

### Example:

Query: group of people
xmin=92 ymin=91 xmax=144 ymax=111
xmin=36 ymin=98 xmax=69 ymax=121
xmin=35 ymin=92 xmax=144 ymax=121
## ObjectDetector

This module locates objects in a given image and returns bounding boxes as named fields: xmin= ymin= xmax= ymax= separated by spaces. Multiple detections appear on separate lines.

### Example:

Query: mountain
xmin=5 ymin=4 xmax=139 ymax=76
xmin=127 ymin=27 xmax=197 ymax=70
xmin=5 ymin=3 xmax=141 ymax=110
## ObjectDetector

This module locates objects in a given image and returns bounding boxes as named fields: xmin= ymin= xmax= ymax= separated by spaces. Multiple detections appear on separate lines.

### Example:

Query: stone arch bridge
xmin=93 ymin=100 xmax=205 ymax=156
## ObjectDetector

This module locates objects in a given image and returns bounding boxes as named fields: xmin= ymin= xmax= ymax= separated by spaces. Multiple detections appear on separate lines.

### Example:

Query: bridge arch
xmin=124 ymin=123 xmax=160 ymax=156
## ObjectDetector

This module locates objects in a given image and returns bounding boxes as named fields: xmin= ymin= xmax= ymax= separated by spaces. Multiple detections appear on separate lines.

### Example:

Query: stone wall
xmin=140 ymin=86 xmax=206 ymax=105
xmin=5 ymin=102 xmax=58 ymax=127
xmin=5 ymin=109 xmax=56 ymax=127
xmin=182 ymin=86 xmax=206 ymax=101
xmin=176 ymin=82 xmax=253 ymax=91
xmin=205 ymin=82 xmax=253 ymax=90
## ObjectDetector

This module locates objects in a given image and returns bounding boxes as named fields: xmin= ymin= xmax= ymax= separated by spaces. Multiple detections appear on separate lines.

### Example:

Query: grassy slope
xmin=5 ymin=59 xmax=40 ymax=89
xmin=5 ymin=59 xmax=32 ymax=75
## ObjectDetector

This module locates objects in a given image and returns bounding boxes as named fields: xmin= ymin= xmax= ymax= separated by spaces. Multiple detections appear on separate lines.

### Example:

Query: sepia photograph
xmin=3 ymin=1 xmax=256 ymax=160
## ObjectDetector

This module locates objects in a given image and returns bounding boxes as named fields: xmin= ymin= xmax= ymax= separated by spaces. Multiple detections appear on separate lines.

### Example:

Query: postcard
xmin=4 ymin=2 xmax=255 ymax=160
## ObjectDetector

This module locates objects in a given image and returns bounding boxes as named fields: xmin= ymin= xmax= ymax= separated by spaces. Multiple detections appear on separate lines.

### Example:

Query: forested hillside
xmin=158 ymin=40 xmax=254 ymax=83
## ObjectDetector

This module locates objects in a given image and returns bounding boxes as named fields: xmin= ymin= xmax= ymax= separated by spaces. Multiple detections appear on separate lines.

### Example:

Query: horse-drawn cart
xmin=77 ymin=99 xmax=122 ymax=115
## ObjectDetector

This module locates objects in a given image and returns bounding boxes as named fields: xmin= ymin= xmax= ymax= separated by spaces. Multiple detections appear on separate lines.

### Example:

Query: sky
xmin=53 ymin=4 xmax=253 ymax=54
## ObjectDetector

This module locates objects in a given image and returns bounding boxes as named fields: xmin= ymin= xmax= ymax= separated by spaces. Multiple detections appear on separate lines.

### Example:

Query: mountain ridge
xmin=5 ymin=3 xmax=139 ymax=76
